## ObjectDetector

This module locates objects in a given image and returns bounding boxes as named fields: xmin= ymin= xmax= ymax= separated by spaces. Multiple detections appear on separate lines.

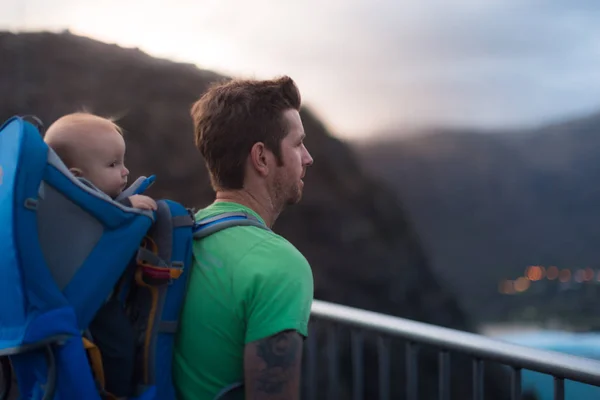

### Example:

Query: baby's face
xmin=76 ymin=128 xmax=130 ymax=198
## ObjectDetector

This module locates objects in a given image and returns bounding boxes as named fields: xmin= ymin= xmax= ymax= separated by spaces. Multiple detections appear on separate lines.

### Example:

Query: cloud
xmin=3 ymin=0 xmax=600 ymax=137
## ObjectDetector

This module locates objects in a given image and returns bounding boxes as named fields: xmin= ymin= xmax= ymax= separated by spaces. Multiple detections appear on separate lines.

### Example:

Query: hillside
xmin=0 ymin=30 xmax=528 ymax=399
xmin=355 ymin=112 xmax=600 ymax=322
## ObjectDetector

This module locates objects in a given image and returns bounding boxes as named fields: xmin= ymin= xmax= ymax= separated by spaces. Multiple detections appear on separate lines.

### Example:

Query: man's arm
xmin=244 ymin=329 xmax=304 ymax=400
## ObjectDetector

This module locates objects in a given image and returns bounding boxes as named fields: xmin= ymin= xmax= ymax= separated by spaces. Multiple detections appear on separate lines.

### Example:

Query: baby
xmin=44 ymin=112 xmax=154 ymax=397
xmin=44 ymin=112 xmax=157 ymax=210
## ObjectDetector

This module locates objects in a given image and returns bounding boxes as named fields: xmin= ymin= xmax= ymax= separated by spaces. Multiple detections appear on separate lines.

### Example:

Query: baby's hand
xmin=129 ymin=194 xmax=157 ymax=210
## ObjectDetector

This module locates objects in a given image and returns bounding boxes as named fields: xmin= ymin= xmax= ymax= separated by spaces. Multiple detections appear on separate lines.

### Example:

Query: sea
xmin=483 ymin=325 xmax=600 ymax=400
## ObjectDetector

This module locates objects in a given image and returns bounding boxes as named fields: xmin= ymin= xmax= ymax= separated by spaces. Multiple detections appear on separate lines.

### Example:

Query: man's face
xmin=272 ymin=109 xmax=313 ymax=206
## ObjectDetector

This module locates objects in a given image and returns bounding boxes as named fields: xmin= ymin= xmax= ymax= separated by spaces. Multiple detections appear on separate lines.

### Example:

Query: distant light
xmin=585 ymin=267 xmax=594 ymax=282
xmin=547 ymin=266 xmax=559 ymax=280
xmin=514 ymin=277 xmax=530 ymax=293
xmin=527 ymin=266 xmax=544 ymax=281
xmin=559 ymin=269 xmax=571 ymax=283
xmin=575 ymin=269 xmax=585 ymax=283
xmin=499 ymin=280 xmax=515 ymax=295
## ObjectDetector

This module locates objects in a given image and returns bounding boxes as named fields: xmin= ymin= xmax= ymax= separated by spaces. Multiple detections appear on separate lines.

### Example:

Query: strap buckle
xmin=136 ymin=237 xmax=183 ymax=284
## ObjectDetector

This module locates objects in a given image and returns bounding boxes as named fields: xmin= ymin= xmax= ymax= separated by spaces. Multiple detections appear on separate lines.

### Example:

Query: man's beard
xmin=285 ymin=181 xmax=302 ymax=205
xmin=273 ymin=173 xmax=302 ymax=208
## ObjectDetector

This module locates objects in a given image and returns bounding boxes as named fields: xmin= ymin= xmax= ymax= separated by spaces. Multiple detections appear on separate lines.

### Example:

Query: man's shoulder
xmin=233 ymin=232 xmax=312 ymax=290
xmin=242 ymin=233 xmax=309 ymax=269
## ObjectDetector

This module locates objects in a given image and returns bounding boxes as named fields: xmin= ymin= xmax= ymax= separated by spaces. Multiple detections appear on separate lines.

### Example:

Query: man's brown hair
xmin=191 ymin=75 xmax=301 ymax=190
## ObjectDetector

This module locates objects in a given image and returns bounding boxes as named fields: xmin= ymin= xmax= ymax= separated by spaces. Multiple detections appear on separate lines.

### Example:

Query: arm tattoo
xmin=254 ymin=330 xmax=302 ymax=395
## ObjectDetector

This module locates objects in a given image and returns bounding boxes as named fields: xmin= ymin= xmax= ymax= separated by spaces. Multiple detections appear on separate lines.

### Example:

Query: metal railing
xmin=303 ymin=300 xmax=600 ymax=400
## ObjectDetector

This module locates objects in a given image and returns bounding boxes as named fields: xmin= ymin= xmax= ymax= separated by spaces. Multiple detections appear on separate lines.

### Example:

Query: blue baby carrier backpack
xmin=0 ymin=116 xmax=264 ymax=399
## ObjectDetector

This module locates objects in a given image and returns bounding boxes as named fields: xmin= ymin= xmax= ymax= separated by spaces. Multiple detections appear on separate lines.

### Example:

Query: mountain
xmin=0 ymin=31 xmax=527 ymax=399
xmin=354 ymin=112 xmax=600 ymax=322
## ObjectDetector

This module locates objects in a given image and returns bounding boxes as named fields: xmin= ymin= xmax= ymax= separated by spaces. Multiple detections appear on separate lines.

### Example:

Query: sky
xmin=3 ymin=0 xmax=600 ymax=139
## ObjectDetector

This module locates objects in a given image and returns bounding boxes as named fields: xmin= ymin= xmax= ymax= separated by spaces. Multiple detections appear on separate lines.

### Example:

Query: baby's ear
xmin=69 ymin=167 xmax=83 ymax=177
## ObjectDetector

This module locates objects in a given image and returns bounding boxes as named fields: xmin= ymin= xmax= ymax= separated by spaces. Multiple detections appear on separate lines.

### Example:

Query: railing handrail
xmin=311 ymin=300 xmax=600 ymax=387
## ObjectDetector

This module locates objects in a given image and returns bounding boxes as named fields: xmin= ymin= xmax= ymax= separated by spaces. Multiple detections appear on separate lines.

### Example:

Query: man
xmin=173 ymin=76 xmax=315 ymax=400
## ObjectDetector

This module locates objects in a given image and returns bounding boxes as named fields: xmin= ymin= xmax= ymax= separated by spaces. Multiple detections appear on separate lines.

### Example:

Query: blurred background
xmin=3 ymin=1 xmax=600 ymax=398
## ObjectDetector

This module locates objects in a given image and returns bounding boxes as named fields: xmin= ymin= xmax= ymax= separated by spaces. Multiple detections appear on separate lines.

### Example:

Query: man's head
xmin=44 ymin=112 xmax=130 ymax=198
xmin=191 ymin=76 xmax=313 ymax=207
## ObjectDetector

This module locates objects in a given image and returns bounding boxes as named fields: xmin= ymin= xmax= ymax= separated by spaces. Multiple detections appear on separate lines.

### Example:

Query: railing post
xmin=405 ymin=342 xmax=418 ymax=400
xmin=327 ymin=324 xmax=339 ymax=400
xmin=377 ymin=336 xmax=390 ymax=400
xmin=554 ymin=377 xmax=565 ymax=400
xmin=472 ymin=359 xmax=484 ymax=400
xmin=438 ymin=351 xmax=450 ymax=400
xmin=511 ymin=367 xmax=521 ymax=400
xmin=351 ymin=330 xmax=364 ymax=400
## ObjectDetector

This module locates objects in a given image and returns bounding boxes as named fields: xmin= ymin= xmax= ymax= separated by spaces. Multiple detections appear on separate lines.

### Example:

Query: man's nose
xmin=304 ymin=151 xmax=314 ymax=167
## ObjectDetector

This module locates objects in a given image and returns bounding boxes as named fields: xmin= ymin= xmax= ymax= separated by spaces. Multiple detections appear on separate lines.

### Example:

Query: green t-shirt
xmin=173 ymin=201 xmax=314 ymax=400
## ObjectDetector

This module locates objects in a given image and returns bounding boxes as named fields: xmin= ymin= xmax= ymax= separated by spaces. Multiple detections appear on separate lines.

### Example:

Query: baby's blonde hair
xmin=44 ymin=111 xmax=124 ymax=168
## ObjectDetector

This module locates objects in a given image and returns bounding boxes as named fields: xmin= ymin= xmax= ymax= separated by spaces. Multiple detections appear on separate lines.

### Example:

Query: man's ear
xmin=249 ymin=142 xmax=269 ymax=177
xmin=69 ymin=167 xmax=83 ymax=177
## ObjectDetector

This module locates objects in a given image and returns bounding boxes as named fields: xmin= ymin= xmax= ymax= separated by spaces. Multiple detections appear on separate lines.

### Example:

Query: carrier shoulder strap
xmin=193 ymin=212 xmax=270 ymax=240
xmin=120 ymin=200 xmax=195 ymax=398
